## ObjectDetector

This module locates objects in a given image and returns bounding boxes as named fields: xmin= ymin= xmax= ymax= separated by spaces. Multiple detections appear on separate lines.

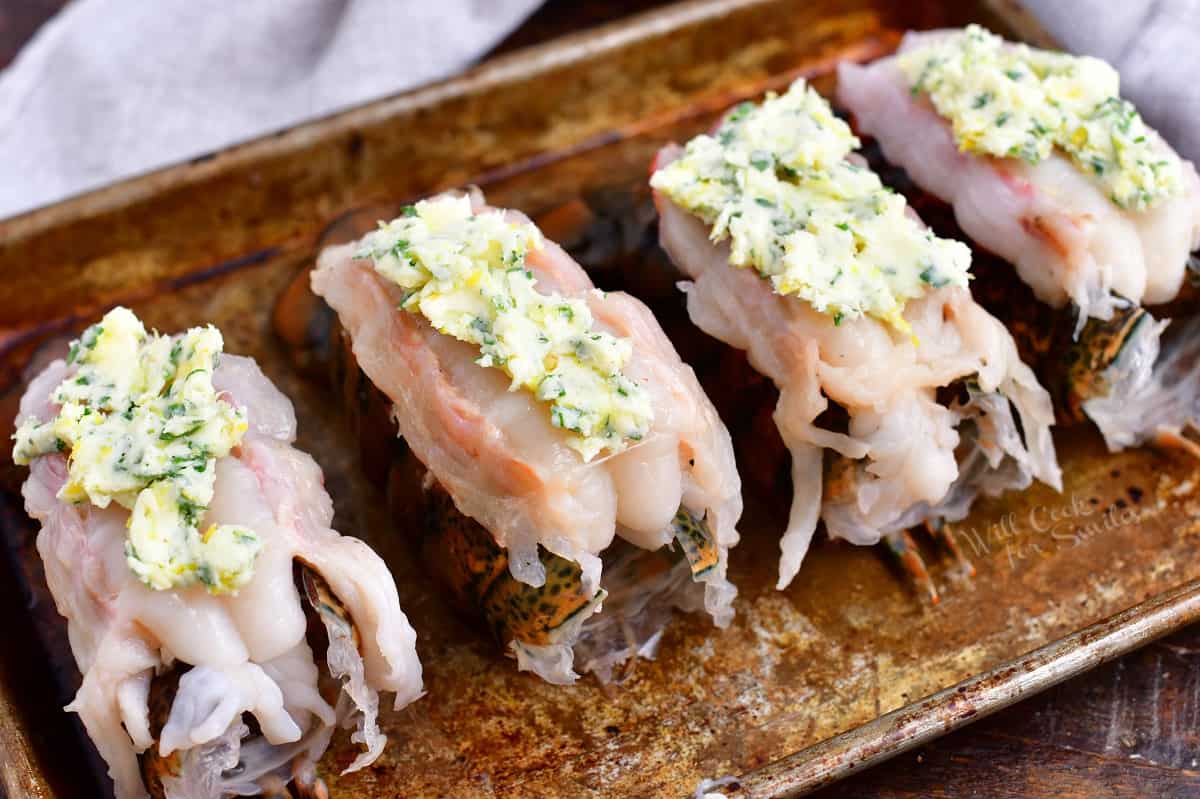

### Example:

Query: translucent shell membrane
xmin=14 ymin=339 xmax=422 ymax=799
xmin=137 ymin=563 xmax=372 ymax=799
xmin=280 ymin=285 xmax=734 ymax=684
xmin=1069 ymin=303 xmax=1200 ymax=452
xmin=821 ymin=381 xmax=1044 ymax=543
xmin=653 ymin=135 xmax=1061 ymax=590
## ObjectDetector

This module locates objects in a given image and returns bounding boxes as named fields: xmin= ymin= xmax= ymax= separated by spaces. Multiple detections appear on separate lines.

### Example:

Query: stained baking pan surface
xmin=1 ymin=1 xmax=1198 ymax=797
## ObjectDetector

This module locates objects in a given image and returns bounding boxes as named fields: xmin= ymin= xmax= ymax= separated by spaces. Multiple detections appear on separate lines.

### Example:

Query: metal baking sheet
xmin=2 ymin=1 xmax=1199 ymax=796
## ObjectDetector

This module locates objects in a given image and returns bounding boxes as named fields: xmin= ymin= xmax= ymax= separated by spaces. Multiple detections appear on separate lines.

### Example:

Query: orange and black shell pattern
xmin=671 ymin=509 xmax=720 ymax=578
xmin=397 ymin=457 xmax=604 ymax=647
xmin=1057 ymin=303 xmax=1150 ymax=423
xmin=821 ymin=452 xmax=859 ymax=507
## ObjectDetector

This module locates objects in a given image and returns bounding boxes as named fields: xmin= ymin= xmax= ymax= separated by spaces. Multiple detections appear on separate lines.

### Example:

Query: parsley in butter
xmin=356 ymin=195 xmax=654 ymax=461
xmin=900 ymin=25 xmax=1182 ymax=210
xmin=650 ymin=79 xmax=972 ymax=334
xmin=13 ymin=307 xmax=261 ymax=594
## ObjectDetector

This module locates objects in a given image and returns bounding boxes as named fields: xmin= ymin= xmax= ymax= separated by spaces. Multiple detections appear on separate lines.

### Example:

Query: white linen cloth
xmin=1023 ymin=0 xmax=1200 ymax=168
xmin=0 ymin=0 xmax=542 ymax=218
xmin=0 ymin=0 xmax=1197 ymax=219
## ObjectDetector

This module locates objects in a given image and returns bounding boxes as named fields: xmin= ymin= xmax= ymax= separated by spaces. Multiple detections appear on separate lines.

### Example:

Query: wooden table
xmin=2 ymin=1 xmax=1197 ymax=797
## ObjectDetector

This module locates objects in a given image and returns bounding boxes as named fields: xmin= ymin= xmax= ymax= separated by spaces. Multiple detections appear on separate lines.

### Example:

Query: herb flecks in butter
xmin=900 ymin=25 xmax=1182 ymax=211
xmin=650 ymin=80 xmax=971 ymax=333
xmin=356 ymin=195 xmax=653 ymax=461
xmin=12 ymin=307 xmax=261 ymax=595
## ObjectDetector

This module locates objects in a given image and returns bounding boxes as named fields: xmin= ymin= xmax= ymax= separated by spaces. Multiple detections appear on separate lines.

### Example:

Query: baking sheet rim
xmin=734 ymin=578 xmax=1200 ymax=797
xmin=7 ymin=1 xmax=1188 ymax=796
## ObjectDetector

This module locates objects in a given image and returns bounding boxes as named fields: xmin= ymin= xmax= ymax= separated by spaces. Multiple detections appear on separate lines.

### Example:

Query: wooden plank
xmin=814 ymin=626 xmax=1200 ymax=798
